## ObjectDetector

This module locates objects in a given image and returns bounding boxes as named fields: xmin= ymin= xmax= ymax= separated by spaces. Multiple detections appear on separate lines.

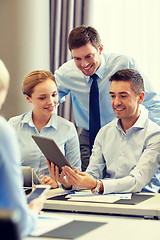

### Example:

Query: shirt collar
xmin=85 ymin=54 xmax=105 ymax=83
xmin=131 ymin=105 xmax=149 ymax=129
xmin=21 ymin=110 xmax=58 ymax=130
xmin=21 ymin=110 xmax=33 ymax=125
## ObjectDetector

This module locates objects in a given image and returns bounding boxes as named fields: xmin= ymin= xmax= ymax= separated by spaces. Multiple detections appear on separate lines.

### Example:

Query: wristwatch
xmin=91 ymin=180 xmax=101 ymax=194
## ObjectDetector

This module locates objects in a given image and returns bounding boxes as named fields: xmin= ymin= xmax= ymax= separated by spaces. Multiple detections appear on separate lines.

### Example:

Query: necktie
xmin=89 ymin=74 xmax=101 ymax=152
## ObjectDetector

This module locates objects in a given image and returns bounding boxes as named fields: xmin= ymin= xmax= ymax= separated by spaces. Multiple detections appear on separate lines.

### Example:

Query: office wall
xmin=0 ymin=0 xmax=50 ymax=119
xmin=92 ymin=0 xmax=160 ymax=92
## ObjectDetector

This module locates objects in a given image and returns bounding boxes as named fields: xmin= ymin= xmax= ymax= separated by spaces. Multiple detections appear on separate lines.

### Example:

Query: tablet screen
xmin=32 ymin=135 xmax=72 ymax=172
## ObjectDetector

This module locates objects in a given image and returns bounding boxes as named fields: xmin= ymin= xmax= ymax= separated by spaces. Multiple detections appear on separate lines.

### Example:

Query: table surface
xmin=24 ymin=189 xmax=160 ymax=240
xmin=44 ymin=189 xmax=160 ymax=218
xmin=25 ymin=210 xmax=160 ymax=240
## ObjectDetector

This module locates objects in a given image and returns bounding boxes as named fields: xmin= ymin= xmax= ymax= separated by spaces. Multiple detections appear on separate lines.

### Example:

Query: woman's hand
xmin=46 ymin=159 xmax=71 ymax=188
xmin=43 ymin=175 xmax=58 ymax=189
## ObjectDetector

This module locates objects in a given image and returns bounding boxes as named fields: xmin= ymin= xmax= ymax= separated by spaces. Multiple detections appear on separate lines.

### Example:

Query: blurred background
xmin=0 ymin=0 xmax=159 ymax=122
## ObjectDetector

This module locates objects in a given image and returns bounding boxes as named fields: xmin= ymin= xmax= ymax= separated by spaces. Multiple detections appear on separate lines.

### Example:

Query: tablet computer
xmin=32 ymin=135 xmax=72 ymax=173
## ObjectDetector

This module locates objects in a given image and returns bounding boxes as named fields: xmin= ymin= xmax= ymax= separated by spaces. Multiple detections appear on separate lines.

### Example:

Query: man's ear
xmin=25 ymin=94 xmax=32 ymax=103
xmin=138 ymin=91 xmax=145 ymax=104
xmin=98 ymin=44 xmax=103 ymax=54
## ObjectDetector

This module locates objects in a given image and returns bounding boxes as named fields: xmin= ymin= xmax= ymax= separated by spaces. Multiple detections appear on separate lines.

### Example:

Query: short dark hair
xmin=68 ymin=25 xmax=101 ymax=51
xmin=109 ymin=69 xmax=145 ymax=95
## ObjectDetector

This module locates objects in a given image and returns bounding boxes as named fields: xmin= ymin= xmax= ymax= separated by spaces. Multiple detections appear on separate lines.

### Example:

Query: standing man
xmin=55 ymin=25 xmax=160 ymax=171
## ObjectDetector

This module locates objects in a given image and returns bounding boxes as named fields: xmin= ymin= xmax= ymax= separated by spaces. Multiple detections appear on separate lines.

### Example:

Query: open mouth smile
xmin=44 ymin=106 xmax=55 ymax=111
xmin=114 ymin=107 xmax=125 ymax=112
xmin=83 ymin=64 xmax=93 ymax=72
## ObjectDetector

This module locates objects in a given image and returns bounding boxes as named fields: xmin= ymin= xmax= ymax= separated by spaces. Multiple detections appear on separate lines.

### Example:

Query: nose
xmin=81 ymin=59 xmax=89 ymax=68
xmin=114 ymin=97 xmax=122 ymax=106
xmin=48 ymin=96 xmax=54 ymax=105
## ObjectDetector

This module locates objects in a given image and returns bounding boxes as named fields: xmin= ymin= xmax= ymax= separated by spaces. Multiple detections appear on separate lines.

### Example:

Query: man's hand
xmin=62 ymin=166 xmax=97 ymax=190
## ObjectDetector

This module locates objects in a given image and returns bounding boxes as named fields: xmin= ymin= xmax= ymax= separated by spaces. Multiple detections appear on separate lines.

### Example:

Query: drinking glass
xmin=36 ymin=168 xmax=46 ymax=185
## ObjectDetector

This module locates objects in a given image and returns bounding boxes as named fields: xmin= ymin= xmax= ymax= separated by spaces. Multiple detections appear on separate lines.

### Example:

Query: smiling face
xmin=25 ymin=78 xmax=58 ymax=120
xmin=71 ymin=42 xmax=103 ymax=76
xmin=109 ymin=80 xmax=144 ymax=131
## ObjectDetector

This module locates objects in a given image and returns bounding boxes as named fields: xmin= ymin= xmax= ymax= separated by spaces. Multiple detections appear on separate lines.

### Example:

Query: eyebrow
xmin=38 ymin=94 xmax=46 ymax=96
xmin=38 ymin=91 xmax=57 ymax=96
xmin=109 ymin=91 xmax=128 ymax=95
xmin=73 ymin=53 xmax=92 ymax=59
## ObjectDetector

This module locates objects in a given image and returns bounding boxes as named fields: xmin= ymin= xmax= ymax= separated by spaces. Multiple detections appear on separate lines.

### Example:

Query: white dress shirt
xmin=86 ymin=107 xmax=160 ymax=194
